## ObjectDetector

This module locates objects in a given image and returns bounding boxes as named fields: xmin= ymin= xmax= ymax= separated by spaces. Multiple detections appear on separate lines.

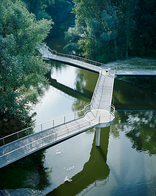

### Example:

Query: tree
xmin=131 ymin=0 xmax=156 ymax=57
xmin=0 ymin=0 xmax=52 ymax=133
xmin=23 ymin=0 xmax=54 ymax=20
xmin=46 ymin=0 xmax=75 ymax=35
xmin=64 ymin=1 xmax=118 ymax=62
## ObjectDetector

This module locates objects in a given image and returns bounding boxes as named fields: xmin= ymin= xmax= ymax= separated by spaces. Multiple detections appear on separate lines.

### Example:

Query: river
xmin=1 ymin=34 xmax=156 ymax=195
xmin=29 ymin=35 xmax=156 ymax=196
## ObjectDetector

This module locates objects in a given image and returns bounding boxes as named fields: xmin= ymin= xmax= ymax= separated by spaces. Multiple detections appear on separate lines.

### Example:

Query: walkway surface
xmin=1 ymin=45 xmax=156 ymax=168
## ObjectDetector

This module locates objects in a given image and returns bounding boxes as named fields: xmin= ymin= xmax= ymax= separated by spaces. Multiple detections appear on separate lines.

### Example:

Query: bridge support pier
xmin=96 ymin=127 xmax=101 ymax=147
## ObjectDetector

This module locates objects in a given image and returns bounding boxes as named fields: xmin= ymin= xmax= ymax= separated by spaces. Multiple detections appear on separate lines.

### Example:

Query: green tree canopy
xmin=64 ymin=0 xmax=156 ymax=62
xmin=0 ymin=0 xmax=52 ymax=131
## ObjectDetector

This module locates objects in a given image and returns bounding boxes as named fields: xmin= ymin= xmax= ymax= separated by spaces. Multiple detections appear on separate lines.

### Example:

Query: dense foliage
xmin=64 ymin=0 xmax=156 ymax=62
xmin=23 ymin=0 xmax=75 ymax=36
xmin=0 ymin=0 xmax=52 ymax=135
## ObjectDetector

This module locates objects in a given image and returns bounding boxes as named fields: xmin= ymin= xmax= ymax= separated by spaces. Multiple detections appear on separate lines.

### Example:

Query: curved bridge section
xmin=0 ymin=45 xmax=115 ymax=168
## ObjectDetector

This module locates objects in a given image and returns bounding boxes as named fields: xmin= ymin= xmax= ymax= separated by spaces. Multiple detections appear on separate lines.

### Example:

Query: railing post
xmin=53 ymin=120 xmax=54 ymax=127
xmin=64 ymin=116 xmax=65 ymax=124
xmin=41 ymin=124 xmax=42 ymax=132
xmin=17 ymin=132 xmax=19 ymax=139
xmin=3 ymin=138 xmax=5 ymax=145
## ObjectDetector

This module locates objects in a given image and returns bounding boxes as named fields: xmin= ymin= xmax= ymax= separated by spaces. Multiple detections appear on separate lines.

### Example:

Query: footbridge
xmin=0 ymin=45 xmax=156 ymax=168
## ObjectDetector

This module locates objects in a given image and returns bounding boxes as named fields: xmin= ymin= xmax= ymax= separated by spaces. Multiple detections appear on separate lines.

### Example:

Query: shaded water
xmin=31 ymin=57 xmax=156 ymax=195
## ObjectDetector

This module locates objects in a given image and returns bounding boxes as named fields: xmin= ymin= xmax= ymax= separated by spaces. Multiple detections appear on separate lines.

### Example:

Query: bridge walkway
xmin=38 ymin=45 xmax=101 ymax=73
xmin=0 ymin=48 xmax=115 ymax=168
xmin=2 ymin=44 xmax=156 ymax=168
xmin=0 ymin=117 xmax=96 ymax=168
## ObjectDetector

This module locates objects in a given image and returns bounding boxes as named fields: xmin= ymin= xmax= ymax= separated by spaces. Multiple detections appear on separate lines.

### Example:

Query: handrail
xmin=0 ymin=105 xmax=115 ymax=160
xmin=97 ymin=104 xmax=115 ymax=124
xmin=44 ymin=45 xmax=105 ymax=67
xmin=0 ymin=119 xmax=94 ymax=162
xmin=42 ymin=45 xmax=156 ymax=71
xmin=0 ymin=102 xmax=90 ymax=146
xmin=91 ymin=71 xmax=106 ymax=112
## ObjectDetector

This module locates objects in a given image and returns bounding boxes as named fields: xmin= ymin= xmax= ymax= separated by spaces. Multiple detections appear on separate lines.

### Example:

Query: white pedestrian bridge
xmin=0 ymin=45 xmax=156 ymax=168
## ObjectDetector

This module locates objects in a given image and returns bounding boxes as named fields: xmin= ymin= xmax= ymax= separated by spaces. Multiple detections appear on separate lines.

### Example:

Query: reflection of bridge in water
xmin=47 ymin=128 xmax=110 ymax=196
xmin=0 ymin=45 xmax=156 ymax=168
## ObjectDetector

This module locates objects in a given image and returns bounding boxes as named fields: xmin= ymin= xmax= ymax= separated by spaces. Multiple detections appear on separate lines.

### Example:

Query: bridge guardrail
xmin=44 ymin=45 xmax=105 ymax=68
xmin=0 ymin=102 xmax=93 ymax=146
xmin=0 ymin=104 xmax=115 ymax=167
xmin=0 ymin=119 xmax=95 ymax=167
xmin=99 ymin=105 xmax=115 ymax=124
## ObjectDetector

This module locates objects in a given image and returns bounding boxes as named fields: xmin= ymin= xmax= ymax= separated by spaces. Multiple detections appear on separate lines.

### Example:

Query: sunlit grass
xmin=104 ymin=57 xmax=156 ymax=69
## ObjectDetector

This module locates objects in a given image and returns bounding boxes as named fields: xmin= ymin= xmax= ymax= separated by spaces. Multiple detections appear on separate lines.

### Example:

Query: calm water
xmin=31 ymin=57 xmax=156 ymax=196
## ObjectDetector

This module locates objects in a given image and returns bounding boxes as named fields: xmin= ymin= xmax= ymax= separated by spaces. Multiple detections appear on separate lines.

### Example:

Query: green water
xmin=31 ymin=59 xmax=156 ymax=196
xmin=1 ymin=34 xmax=156 ymax=196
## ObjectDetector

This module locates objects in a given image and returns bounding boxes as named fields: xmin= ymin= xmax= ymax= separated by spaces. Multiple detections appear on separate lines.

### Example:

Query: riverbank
xmin=105 ymin=57 xmax=156 ymax=69
xmin=105 ymin=57 xmax=156 ymax=89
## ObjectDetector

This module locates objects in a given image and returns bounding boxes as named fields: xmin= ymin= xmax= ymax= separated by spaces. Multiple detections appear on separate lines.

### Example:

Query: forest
xmin=21 ymin=0 xmax=156 ymax=62
xmin=64 ymin=0 xmax=156 ymax=62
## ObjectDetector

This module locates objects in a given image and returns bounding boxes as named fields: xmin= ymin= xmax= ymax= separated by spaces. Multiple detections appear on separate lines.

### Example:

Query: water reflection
xmin=113 ymin=78 xmax=156 ymax=155
xmin=114 ymin=110 xmax=156 ymax=155
xmin=46 ymin=128 xmax=110 ymax=196
xmin=34 ymin=61 xmax=156 ymax=196
xmin=72 ymin=69 xmax=98 ymax=113
xmin=113 ymin=79 xmax=156 ymax=110
xmin=45 ymin=71 xmax=91 ymax=101
xmin=38 ymin=164 xmax=52 ymax=190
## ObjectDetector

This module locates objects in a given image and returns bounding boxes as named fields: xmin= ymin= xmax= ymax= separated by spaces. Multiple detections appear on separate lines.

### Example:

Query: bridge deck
xmin=39 ymin=45 xmax=101 ymax=73
xmin=0 ymin=48 xmax=115 ymax=168
xmin=0 ymin=118 xmax=94 ymax=168
xmin=91 ymin=70 xmax=115 ymax=111
xmin=1 ymin=45 xmax=155 ymax=168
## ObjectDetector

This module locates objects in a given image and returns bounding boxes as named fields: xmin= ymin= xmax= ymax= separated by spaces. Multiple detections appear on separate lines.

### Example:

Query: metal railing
xmin=0 ymin=119 xmax=94 ymax=167
xmin=0 ymin=102 xmax=91 ymax=146
xmin=98 ymin=104 xmax=115 ymax=124
xmin=0 ymin=46 xmax=117 ymax=147
xmin=44 ymin=45 xmax=105 ymax=67
xmin=43 ymin=46 xmax=156 ymax=72
xmin=90 ymin=71 xmax=106 ymax=111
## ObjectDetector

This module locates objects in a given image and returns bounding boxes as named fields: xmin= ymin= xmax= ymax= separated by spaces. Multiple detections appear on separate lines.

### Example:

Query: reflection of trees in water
xmin=113 ymin=79 xmax=156 ymax=109
xmin=37 ymin=163 xmax=52 ymax=190
xmin=111 ymin=110 xmax=156 ymax=155
xmin=50 ymin=61 xmax=67 ymax=72
xmin=72 ymin=69 xmax=98 ymax=113
xmin=0 ymin=150 xmax=51 ymax=189
xmin=112 ymin=78 xmax=156 ymax=155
